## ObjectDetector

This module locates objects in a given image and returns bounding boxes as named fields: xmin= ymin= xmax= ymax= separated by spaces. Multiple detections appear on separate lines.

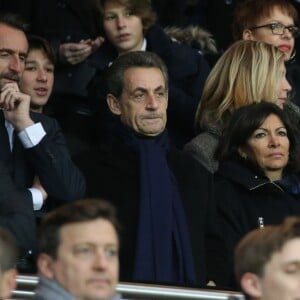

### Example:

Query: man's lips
xmin=117 ymin=33 xmax=130 ymax=41
xmin=34 ymin=87 xmax=48 ymax=96
xmin=141 ymin=115 xmax=163 ymax=121
xmin=87 ymin=277 xmax=110 ymax=286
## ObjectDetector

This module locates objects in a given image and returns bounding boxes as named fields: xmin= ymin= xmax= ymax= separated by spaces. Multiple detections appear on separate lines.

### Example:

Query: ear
xmin=0 ymin=269 xmax=17 ymax=299
xmin=238 ymin=147 xmax=248 ymax=159
xmin=37 ymin=253 xmax=56 ymax=279
xmin=107 ymin=94 xmax=122 ymax=116
xmin=243 ymin=29 xmax=254 ymax=40
xmin=240 ymin=272 xmax=263 ymax=299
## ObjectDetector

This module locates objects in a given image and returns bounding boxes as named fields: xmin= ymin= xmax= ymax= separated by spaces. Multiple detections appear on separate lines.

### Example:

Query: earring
xmin=240 ymin=152 xmax=247 ymax=160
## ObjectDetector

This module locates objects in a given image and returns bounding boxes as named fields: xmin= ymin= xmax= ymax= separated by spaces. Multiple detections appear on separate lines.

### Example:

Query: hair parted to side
xmin=0 ymin=13 xmax=29 ymax=32
xmin=232 ymin=0 xmax=298 ymax=41
xmin=0 ymin=227 xmax=18 ymax=272
xmin=106 ymin=50 xmax=168 ymax=99
xmin=216 ymin=101 xmax=300 ymax=172
xmin=235 ymin=217 xmax=300 ymax=285
xmin=195 ymin=40 xmax=285 ymax=132
xmin=38 ymin=199 xmax=120 ymax=259
xmin=99 ymin=0 xmax=156 ymax=35
xmin=27 ymin=35 xmax=56 ymax=66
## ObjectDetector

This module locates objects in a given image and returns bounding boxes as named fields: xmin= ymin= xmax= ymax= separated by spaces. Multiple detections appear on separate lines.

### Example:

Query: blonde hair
xmin=195 ymin=40 xmax=286 ymax=132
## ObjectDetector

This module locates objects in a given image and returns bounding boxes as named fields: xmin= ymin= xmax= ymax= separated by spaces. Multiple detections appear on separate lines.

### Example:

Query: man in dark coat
xmin=0 ymin=161 xmax=36 ymax=258
xmin=0 ymin=14 xmax=85 ymax=271
xmin=76 ymin=51 xmax=225 ymax=287
xmin=90 ymin=0 xmax=210 ymax=148
xmin=0 ymin=14 xmax=85 ymax=209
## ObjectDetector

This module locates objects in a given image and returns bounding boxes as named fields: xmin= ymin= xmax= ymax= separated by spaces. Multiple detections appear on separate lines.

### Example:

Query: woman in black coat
xmin=213 ymin=102 xmax=300 ymax=289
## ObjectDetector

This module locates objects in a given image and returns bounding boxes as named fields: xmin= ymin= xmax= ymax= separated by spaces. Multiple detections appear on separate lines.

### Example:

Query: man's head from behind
xmin=0 ymin=227 xmax=18 ymax=299
xmin=235 ymin=217 xmax=300 ymax=300
xmin=37 ymin=199 xmax=120 ymax=300
xmin=106 ymin=51 xmax=169 ymax=137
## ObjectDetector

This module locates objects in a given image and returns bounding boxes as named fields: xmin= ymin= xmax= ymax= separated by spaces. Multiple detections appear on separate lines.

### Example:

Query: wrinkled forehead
xmin=123 ymin=67 xmax=166 ymax=89
xmin=0 ymin=23 xmax=28 ymax=52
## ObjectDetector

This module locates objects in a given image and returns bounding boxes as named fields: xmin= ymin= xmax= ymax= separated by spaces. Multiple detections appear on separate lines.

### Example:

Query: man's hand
xmin=85 ymin=36 xmax=105 ymax=53
xmin=32 ymin=176 xmax=48 ymax=203
xmin=59 ymin=36 xmax=105 ymax=65
xmin=0 ymin=83 xmax=34 ymax=131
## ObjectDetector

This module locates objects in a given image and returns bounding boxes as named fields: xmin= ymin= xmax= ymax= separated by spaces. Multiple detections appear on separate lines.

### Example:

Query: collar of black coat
xmin=217 ymin=159 xmax=278 ymax=190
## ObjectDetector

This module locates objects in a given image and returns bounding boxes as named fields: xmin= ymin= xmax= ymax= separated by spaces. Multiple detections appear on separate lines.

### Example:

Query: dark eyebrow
xmin=0 ymin=48 xmax=13 ymax=53
xmin=256 ymin=126 xmax=286 ymax=131
xmin=24 ymin=60 xmax=37 ymax=64
xmin=132 ymin=87 xmax=147 ymax=93
xmin=276 ymin=126 xmax=287 ymax=131
xmin=154 ymin=85 xmax=166 ymax=92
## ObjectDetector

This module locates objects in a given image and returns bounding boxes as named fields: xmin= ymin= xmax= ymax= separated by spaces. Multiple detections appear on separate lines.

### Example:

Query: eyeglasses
xmin=249 ymin=22 xmax=300 ymax=37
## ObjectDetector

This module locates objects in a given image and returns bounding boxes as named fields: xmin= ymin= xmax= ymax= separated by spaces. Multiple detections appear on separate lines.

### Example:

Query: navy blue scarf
xmin=275 ymin=173 xmax=300 ymax=195
xmin=118 ymin=124 xmax=196 ymax=285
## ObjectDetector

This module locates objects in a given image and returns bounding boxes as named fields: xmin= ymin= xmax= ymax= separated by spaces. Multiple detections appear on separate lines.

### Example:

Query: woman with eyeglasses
xmin=232 ymin=0 xmax=300 ymax=107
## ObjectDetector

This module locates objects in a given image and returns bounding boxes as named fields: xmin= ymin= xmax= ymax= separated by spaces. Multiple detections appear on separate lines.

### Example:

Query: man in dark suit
xmin=0 ymin=14 xmax=85 ymax=266
xmin=0 ymin=161 xmax=36 ymax=258
xmin=76 ymin=51 xmax=225 ymax=287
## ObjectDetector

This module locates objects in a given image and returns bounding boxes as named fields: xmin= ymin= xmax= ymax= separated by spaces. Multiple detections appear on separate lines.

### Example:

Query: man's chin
xmin=85 ymin=289 xmax=115 ymax=300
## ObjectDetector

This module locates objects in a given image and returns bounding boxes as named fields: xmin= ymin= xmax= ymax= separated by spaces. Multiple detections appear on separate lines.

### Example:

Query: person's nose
xmin=145 ymin=94 xmax=159 ymax=110
xmin=37 ymin=69 xmax=47 ymax=82
xmin=9 ymin=56 xmax=22 ymax=73
xmin=93 ymin=251 xmax=109 ymax=270
xmin=268 ymin=134 xmax=280 ymax=148
xmin=282 ymin=76 xmax=292 ymax=93
xmin=282 ymin=27 xmax=293 ymax=39
xmin=116 ymin=16 xmax=126 ymax=29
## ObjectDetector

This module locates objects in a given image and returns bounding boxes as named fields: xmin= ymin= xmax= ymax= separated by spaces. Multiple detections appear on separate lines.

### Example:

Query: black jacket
xmin=75 ymin=133 xmax=226 ymax=286
xmin=0 ymin=111 xmax=86 ymax=211
xmin=214 ymin=159 xmax=300 ymax=288
xmin=0 ymin=160 xmax=36 ymax=254
xmin=30 ymin=0 xmax=102 ymax=98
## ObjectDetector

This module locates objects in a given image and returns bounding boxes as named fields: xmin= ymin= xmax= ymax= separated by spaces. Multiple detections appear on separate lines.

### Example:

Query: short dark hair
xmin=235 ymin=217 xmax=300 ymax=284
xmin=232 ymin=0 xmax=298 ymax=40
xmin=38 ymin=199 xmax=120 ymax=258
xmin=99 ymin=0 xmax=156 ymax=35
xmin=0 ymin=227 xmax=18 ymax=272
xmin=106 ymin=51 xmax=168 ymax=99
xmin=216 ymin=101 xmax=300 ymax=172
xmin=0 ymin=13 xmax=29 ymax=32
xmin=27 ymin=35 xmax=56 ymax=66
